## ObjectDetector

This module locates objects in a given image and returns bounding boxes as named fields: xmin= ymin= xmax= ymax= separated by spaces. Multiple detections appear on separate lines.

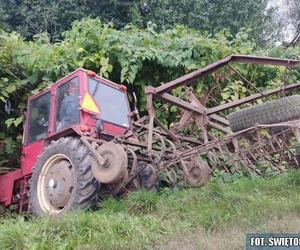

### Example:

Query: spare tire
xmin=228 ymin=95 xmax=300 ymax=132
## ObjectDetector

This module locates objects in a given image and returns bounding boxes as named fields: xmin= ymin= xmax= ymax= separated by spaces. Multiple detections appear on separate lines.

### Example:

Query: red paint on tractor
xmin=0 ymin=169 xmax=22 ymax=206
xmin=103 ymin=122 xmax=127 ymax=135
xmin=21 ymin=141 xmax=44 ymax=176
xmin=0 ymin=68 xmax=129 ymax=210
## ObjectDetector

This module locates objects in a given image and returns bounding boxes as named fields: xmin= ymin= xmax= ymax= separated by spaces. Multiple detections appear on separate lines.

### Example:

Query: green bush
xmin=1 ymin=18 xmax=299 ymax=164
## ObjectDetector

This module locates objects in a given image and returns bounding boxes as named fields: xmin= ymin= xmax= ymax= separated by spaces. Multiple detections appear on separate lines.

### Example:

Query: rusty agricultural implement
xmin=0 ymin=55 xmax=299 ymax=216
xmin=110 ymin=55 xmax=300 ymax=187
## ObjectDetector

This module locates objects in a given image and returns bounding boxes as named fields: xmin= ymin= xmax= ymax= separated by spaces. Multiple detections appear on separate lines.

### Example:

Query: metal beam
xmin=154 ymin=55 xmax=298 ymax=94
xmin=207 ymin=81 xmax=300 ymax=115
xmin=155 ymin=92 xmax=206 ymax=115
xmin=150 ymin=81 xmax=300 ymax=123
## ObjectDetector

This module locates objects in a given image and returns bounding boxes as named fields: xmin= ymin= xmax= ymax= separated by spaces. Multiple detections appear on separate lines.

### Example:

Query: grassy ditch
xmin=0 ymin=171 xmax=299 ymax=250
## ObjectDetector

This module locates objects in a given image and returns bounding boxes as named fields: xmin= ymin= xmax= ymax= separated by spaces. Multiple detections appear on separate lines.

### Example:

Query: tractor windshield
xmin=88 ymin=78 xmax=130 ymax=127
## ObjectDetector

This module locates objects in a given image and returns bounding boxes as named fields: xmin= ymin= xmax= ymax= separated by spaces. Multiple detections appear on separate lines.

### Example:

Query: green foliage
xmin=221 ymin=80 xmax=250 ymax=102
xmin=0 ymin=0 xmax=269 ymax=41
xmin=263 ymin=0 xmax=300 ymax=45
xmin=1 ymin=0 xmax=297 ymax=47
xmin=0 ymin=218 xmax=27 ymax=250
xmin=0 ymin=171 xmax=299 ymax=249
xmin=0 ymin=17 xmax=299 ymax=163
xmin=1 ymin=0 xmax=87 ymax=39
xmin=130 ymin=0 xmax=268 ymax=40
xmin=0 ymin=18 xmax=256 ymax=161
xmin=124 ymin=189 xmax=160 ymax=214
xmin=0 ymin=0 xmax=136 ymax=39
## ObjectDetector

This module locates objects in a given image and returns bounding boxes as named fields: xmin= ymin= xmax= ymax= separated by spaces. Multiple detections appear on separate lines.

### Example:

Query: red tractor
xmin=0 ymin=55 xmax=299 ymax=216
xmin=0 ymin=69 xmax=140 ymax=216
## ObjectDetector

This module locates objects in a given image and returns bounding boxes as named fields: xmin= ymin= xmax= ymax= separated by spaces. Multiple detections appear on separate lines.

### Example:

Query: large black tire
xmin=29 ymin=137 xmax=99 ymax=216
xmin=138 ymin=163 xmax=159 ymax=192
xmin=228 ymin=95 xmax=300 ymax=132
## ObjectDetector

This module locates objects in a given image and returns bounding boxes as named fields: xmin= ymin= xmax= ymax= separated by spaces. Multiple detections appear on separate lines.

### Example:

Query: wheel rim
xmin=37 ymin=154 xmax=75 ymax=214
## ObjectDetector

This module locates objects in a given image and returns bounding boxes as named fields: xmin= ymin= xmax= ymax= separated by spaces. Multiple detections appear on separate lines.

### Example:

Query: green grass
xmin=0 ymin=171 xmax=299 ymax=250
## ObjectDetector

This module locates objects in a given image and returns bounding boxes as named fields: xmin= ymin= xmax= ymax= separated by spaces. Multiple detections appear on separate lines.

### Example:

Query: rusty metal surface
xmin=132 ymin=54 xmax=299 ymax=188
xmin=154 ymin=55 xmax=298 ymax=94
xmin=181 ymin=157 xmax=211 ymax=187
xmin=91 ymin=142 xmax=128 ymax=184
xmin=86 ymin=54 xmax=300 ymax=192
xmin=207 ymin=80 xmax=300 ymax=115
xmin=81 ymin=136 xmax=106 ymax=166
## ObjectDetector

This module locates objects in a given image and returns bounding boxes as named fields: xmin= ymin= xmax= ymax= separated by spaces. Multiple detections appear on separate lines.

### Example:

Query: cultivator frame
xmin=102 ymin=55 xmax=300 ymax=190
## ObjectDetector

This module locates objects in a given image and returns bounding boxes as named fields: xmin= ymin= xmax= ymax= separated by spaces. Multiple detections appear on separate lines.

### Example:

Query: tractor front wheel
xmin=29 ymin=137 xmax=99 ymax=216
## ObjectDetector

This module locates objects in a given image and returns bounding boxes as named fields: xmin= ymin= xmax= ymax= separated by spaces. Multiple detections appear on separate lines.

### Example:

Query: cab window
xmin=27 ymin=92 xmax=51 ymax=144
xmin=88 ymin=78 xmax=129 ymax=127
xmin=56 ymin=77 xmax=80 ymax=131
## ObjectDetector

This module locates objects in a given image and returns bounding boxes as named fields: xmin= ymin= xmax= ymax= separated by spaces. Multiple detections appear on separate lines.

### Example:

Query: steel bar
xmin=207 ymin=121 xmax=231 ymax=133
xmin=133 ymin=121 xmax=204 ymax=145
xmin=165 ymin=119 xmax=300 ymax=166
xmin=210 ymin=114 xmax=229 ymax=126
xmin=171 ymin=110 xmax=194 ymax=132
xmin=80 ymin=136 xmax=106 ymax=165
xmin=154 ymin=117 xmax=180 ymax=142
xmin=207 ymin=81 xmax=300 ymax=115
xmin=148 ymin=80 xmax=300 ymax=124
xmin=154 ymin=55 xmax=298 ymax=94
xmin=153 ymin=92 xmax=206 ymax=115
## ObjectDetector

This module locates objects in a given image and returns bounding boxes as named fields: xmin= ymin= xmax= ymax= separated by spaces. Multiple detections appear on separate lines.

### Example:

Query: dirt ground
xmin=159 ymin=213 xmax=300 ymax=250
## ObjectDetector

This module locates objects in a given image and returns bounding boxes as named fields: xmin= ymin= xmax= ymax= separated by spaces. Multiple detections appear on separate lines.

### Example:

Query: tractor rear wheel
xmin=29 ymin=137 xmax=99 ymax=216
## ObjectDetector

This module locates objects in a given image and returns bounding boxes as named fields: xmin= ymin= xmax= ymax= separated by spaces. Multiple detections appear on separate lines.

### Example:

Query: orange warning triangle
xmin=81 ymin=93 xmax=100 ymax=114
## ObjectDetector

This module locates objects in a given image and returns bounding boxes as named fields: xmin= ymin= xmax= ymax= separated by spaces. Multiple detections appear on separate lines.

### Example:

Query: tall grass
xmin=0 ymin=171 xmax=299 ymax=250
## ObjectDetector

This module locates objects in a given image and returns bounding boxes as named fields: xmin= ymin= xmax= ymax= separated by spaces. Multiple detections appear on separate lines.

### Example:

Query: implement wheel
xmin=91 ymin=142 xmax=128 ymax=184
xmin=137 ymin=163 xmax=159 ymax=191
xmin=29 ymin=137 xmax=99 ymax=216
xmin=180 ymin=157 xmax=211 ymax=187
xmin=228 ymin=95 xmax=300 ymax=132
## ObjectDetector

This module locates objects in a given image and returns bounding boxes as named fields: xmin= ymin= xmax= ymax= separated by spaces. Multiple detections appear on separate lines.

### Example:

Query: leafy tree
xmin=2 ymin=0 xmax=293 ymax=48
xmin=130 ymin=0 xmax=268 ymax=40
xmin=0 ymin=18 xmax=299 ymax=164
xmin=0 ymin=0 xmax=270 ymax=44
xmin=0 ymin=0 xmax=135 ymax=39
xmin=288 ymin=0 xmax=300 ymax=46
xmin=1 ymin=0 xmax=90 ymax=39
xmin=0 ymin=2 xmax=9 ymax=30
xmin=263 ymin=0 xmax=300 ymax=46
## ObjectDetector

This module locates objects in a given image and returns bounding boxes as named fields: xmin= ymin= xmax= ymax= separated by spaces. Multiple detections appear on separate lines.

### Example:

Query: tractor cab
xmin=0 ymin=69 xmax=131 ymax=209
xmin=21 ymin=68 xmax=131 ymax=175
xmin=25 ymin=69 xmax=130 ymax=145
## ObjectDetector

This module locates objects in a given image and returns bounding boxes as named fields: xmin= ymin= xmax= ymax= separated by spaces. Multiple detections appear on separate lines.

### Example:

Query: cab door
xmin=21 ymin=91 xmax=51 ymax=176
